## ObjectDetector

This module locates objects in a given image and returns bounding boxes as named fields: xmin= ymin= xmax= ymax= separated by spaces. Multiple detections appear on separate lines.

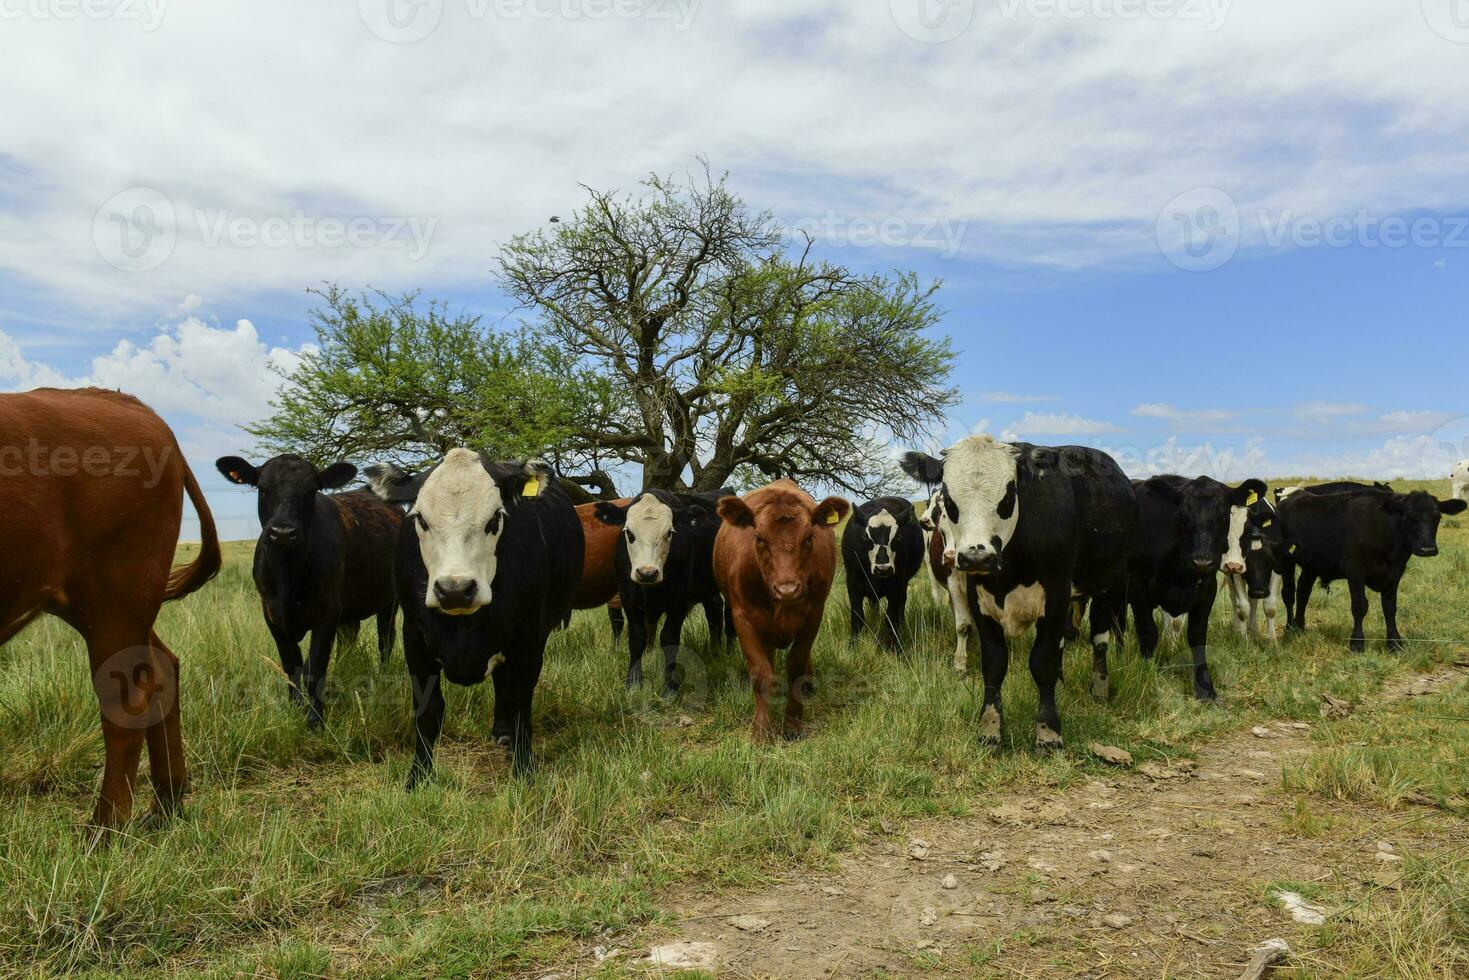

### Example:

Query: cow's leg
xmin=949 ymin=572 xmax=975 ymax=675
xmin=267 ymin=620 xmax=306 ymax=705
xmin=926 ymin=558 xmax=945 ymax=605
xmin=883 ymin=587 xmax=908 ymax=652
xmin=1263 ymin=574 xmax=1281 ymax=645
xmin=782 ymin=619 xmax=822 ymax=741
xmin=1226 ymin=574 xmax=1249 ymax=637
xmin=607 ymin=603 xmax=625 ymax=642
xmin=732 ymin=616 xmax=777 ymax=743
xmin=403 ymin=623 xmax=443 ymax=790
xmin=1187 ymin=582 xmax=1219 ymax=701
xmin=302 ymin=622 xmax=338 ymax=728
xmin=490 ymin=659 xmax=512 ymax=746
xmin=1293 ymin=570 xmax=1318 ymax=632
xmin=1280 ymin=558 xmax=1298 ymax=630
xmin=1131 ymin=593 xmax=1159 ymax=661
xmin=506 ymin=638 xmax=547 ymax=777
xmin=142 ymin=631 xmax=187 ymax=826
xmin=1088 ymin=591 xmax=1122 ymax=700
xmin=624 ymin=611 xmax=649 ymax=690
xmin=1348 ymin=578 xmax=1369 ymax=654
xmin=660 ymin=606 xmax=690 ymax=696
xmin=723 ymin=603 xmax=735 ymax=650
xmin=1031 ymin=596 xmax=1068 ymax=751
xmin=85 ymin=619 xmax=158 ymax=830
xmin=847 ymin=582 xmax=866 ymax=641
xmin=1382 ymin=575 xmax=1404 ymax=652
xmin=976 ymin=615 xmax=1009 ymax=748
xmin=376 ymin=602 xmax=396 ymax=665
xmin=702 ymin=597 xmax=724 ymax=648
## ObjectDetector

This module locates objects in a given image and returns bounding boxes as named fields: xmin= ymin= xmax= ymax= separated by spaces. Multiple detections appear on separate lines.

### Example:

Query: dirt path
xmin=602 ymin=665 xmax=1468 ymax=978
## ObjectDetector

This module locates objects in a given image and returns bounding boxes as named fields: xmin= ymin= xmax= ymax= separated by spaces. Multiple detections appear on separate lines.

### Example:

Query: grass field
xmin=0 ymin=481 xmax=1465 ymax=977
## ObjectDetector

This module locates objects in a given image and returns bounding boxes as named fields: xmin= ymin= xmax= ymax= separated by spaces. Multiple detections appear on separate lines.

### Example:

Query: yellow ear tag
xmin=825 ymin=511 xmax=840 ymax=525
xmin=1246 ymin=491 xmax=1259 ymax=505
xmin=1289 ymin=544 xmax=1298 ymax=555
xmin=1263 ymin=519 xmax=1273 ymax=527
xmin=522 ymin=477 xmax=540 ymax=498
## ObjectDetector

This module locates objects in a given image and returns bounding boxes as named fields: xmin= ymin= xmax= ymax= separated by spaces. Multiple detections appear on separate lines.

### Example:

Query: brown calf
xmin=0 ymin=388 xmax=220 ymax=829
xmin=714 ymin=480 xmax=849 ymax=742
xmin=574 ymin=498 xmax=630 ymax=634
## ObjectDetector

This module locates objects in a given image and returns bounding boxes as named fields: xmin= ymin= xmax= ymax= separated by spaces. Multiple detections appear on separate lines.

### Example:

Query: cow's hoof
xmin=782 ymin=727 xmax=806 ymax=742
xmin=1034 ymin=724 xmax=1064 ymax=753
xmin=1194 ymin=687 xmax=1219 ymax=703
xmin=979 ymin=705 xmax=1003 ymax=746
xmin=1090 ymin=671 xmax=1110 ymax=700
xmin=404 ymin=770 xmax=431 ymax=792
xmin=1388 ymin=638 xmax=1406 ymax=654
xmin=1349 ymin=640 xmax=1366 ymax=655
xmin=492 ymin=733 xmax=511 ymax=747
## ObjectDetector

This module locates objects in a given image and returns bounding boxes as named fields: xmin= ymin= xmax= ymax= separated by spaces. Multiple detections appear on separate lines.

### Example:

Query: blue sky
xmin=2 ymin=1 xmax=1468 ymax=538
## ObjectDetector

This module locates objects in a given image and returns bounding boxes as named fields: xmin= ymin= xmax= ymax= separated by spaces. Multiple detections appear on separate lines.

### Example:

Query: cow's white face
xmin=1222 ymin=504 xmax=1248 ymax=574
xmin=1453 ymin=459 xmax=1469 ymax=480
xmin=864 ymin=509 xmax=899 ymax=576
xmin=412 ymin=448 xmax=505 ymax=614
xmin=624 ymin=493 xmax=675 ymax=584
xmin=941 ymin=436 xmax=1020 ymax=573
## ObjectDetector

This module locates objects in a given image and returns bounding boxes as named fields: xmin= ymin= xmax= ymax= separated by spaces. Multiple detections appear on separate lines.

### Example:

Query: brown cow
xmin=575 ymin=498 xmax=630 ymax=635
xmin=714 ymin=480 xmax=849 ymax=742
xmin=0 ymin=388 xmax=221 ymax=829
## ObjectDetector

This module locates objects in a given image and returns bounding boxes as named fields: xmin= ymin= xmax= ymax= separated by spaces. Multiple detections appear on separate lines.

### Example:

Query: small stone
xmin=1088 ymin=849 xmax=1113 ymax=863
xmin=909 ymin=843 xmax=931 ymax=861
xmin=821 ymin=886 xmax=845 ymax=896
xmin=1377 ymin=840 xmax=1396 ymax=853
xmin=1103 ymin=913 xmax=1133 ymax=929
xmin=1252 ymin=726 xmax=1272 ymax=738
xmin=940 ymin=874 xmax=958 ymax=890
xmin=676 ymin=714 xmax=695 ymax=727
xmin=920 ymin=906 xmax=939 ymax=926
xmin=728 ymin=915 xmax=771 ymax=932
xmin=1089 ymin=743 xmax=1133 ymax=766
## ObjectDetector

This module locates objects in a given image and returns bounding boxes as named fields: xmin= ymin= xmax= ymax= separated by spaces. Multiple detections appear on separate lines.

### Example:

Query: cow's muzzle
xmin=634 ymin=566 xmax=663 ymax=585
xmin=1414 ymin=545 xmax=1439 ymax=558
xmin=771 ymin=581 xmax=805 ymax=602
xmin=265 ymin=524 xmax=300 ymax=548
xmin=1191 ymin=554 xmax=1217 ymax=574
xmin=955 ymin=548 xmax=999 ymax=574
xmin=871 ymin=563 xmax=896 ymax=578
xmin=433 ymin=576 xmax=480 ymax=613
xmin=1222 ymin=560 xmax=1245 ymax=575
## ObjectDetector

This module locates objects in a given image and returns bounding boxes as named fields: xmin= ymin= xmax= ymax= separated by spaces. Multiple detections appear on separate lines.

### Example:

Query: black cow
xmin=1275 ymin=480 xmax=1392 ymax=505
xmin=366 ymin=450 xmax=583 ymax=785
xmin=216 ymin=454 xmax=401 ymax=727
xmin=1128 ymin=475 xmax=1268 ymax=701
xmin=902 ymin=436 xmax=1136 ymax=751
xmin=841 ymin=496 xmax=924 ymax=649
xmin=1276 ymin=489 xmax=1465 ymax=651
xmin=593 ymin=488 xmax=732 ymax=694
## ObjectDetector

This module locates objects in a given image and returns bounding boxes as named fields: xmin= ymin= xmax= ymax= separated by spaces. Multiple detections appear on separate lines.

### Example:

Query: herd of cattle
xmin=2 ymin=388 xmax=1467 ymax=831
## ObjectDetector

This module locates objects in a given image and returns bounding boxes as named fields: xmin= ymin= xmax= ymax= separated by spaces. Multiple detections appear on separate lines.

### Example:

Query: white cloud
xmin=1350 ymin=410 xmax=1460 ymax=436
xmin=1294 ymin=401 xmax=1368 ymax=424
xmin=1002 ymin=411 xmax=1123 ymax=437
xmin=1130 ymin=403 xmax=1242 ymax=429
xmin=2 ymin=3 xmax=1469 ymax=320
xmin=980 ymin=391 xmax=1057 ymax=403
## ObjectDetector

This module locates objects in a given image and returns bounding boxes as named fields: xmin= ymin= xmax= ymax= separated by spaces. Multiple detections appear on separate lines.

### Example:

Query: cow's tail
xmin=164 ymin=458 xmax=223 ymax=602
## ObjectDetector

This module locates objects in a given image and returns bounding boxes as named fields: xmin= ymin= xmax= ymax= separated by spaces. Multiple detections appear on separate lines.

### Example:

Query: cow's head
xmin=718 ymin=487 xmax=849 ymax=602
xmin=594 ymin=490 xmax=717 ymax=585
xmin=365 ymin=448 xmax=549 ymax=614
xmin=900 ymin=436 xmax=1058 ymax=575
xmin=918 ymin=488 xmax=943 ymax=533
xmin=853 ymin=499 xmax=915 ymax=579
xmin=1381 ymin=491 xmax=1467 ymax=557
xmin=1239 ymin=503 xmax=1281 ymax=599
xmin=216 ymin=454 xmax=357 ymax=552
xmin=1145 ymin=476 xmax=1268 ymax=577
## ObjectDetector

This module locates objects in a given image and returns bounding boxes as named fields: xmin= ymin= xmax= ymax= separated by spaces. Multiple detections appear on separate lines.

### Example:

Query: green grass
xmin=0 ymin=480 xmax=1464 ymax=975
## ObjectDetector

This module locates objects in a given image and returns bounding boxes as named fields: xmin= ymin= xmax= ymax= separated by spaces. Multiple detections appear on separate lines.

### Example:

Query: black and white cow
xmin=841 ymin=496 xmax=924 ymax=649
xmin=1276 ymin=488 xmax=1465 ymax=651
xmin=1128 ymin=476 xmax=1268 ymax=700
xmin=901 ymin=437 xmax=1135 ymax=751
xmin=366 ymin=449 xmax=583 ymax=786
xmin=593 ymin=487 xmax=732 ymax=694
xmin=1222 ymin=492 xmax=1282 ymax=643
xmin=216 ymin=454 xmax=401 ymax=727
xmin=918 ymin=489 xmax=948 ymax=606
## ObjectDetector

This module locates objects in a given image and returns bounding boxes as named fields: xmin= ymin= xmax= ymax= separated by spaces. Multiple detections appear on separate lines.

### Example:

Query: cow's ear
xmin=497 ymin=459 xmax=555 ymax=501
xmin=594 ymin=501 xmax=630 ymax=526
xmin=717 ymin=496 xmax=755 ymax=528
xmin=679 ymin=493 xmax=721 ymax=519
xmin=1375 ymin=481 xmax=1394 ymax=491
xmin=1027 ymin=447 xmax=1061 ymax=474
xmin=1230 ymin=479 xmax=1268 ymax=507
xmin=364 ymin=463 xmax=426 ymax=505
xmin=900 ymin=451 xmax=945 ymax=486
xmin=813 ymin=496 xmax=851 ymax=528
xmin=893 ymin=504 xmax=917 ymax=526
xmin=1144 ymin=476 xmax=1184 ymax=504
xmin=1439 ymin=498 xmax=1468 ymax=516
xmin=316 ymin=462 xmax=357 ymax=490
xmin=216 ymin=456 xmax=259 ymax=486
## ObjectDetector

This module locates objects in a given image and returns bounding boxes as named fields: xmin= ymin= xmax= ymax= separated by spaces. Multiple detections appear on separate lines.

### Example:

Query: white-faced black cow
xmin=366 ymin=449 xmax=583 ymax=785
xmin=901 ymin=436 xmax=1135 ymax=751
xmin=216 ymin=454 xmax=401 ymax=727
xmin=1276 ymin=488 xmax=1465 ymax=651
xmin=1128 ymin=475 xmax=1268 ymax=700
xmin=593 ymin=487 xmax=732 ymax=694
xmin=841 ymin=496 xmax=924 ymax=649
xmin=1222 ymin=493 xmax=1282 ymax=643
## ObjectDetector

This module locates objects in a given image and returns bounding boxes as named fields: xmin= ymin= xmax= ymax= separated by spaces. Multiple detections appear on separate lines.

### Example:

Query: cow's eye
xmin=626 ymin=530 xmax=637 ymax=544
xmin=415 ymin=513 xmax=430 ymax=533
xmin=484 ymin=511 xmax=503 ymax=535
